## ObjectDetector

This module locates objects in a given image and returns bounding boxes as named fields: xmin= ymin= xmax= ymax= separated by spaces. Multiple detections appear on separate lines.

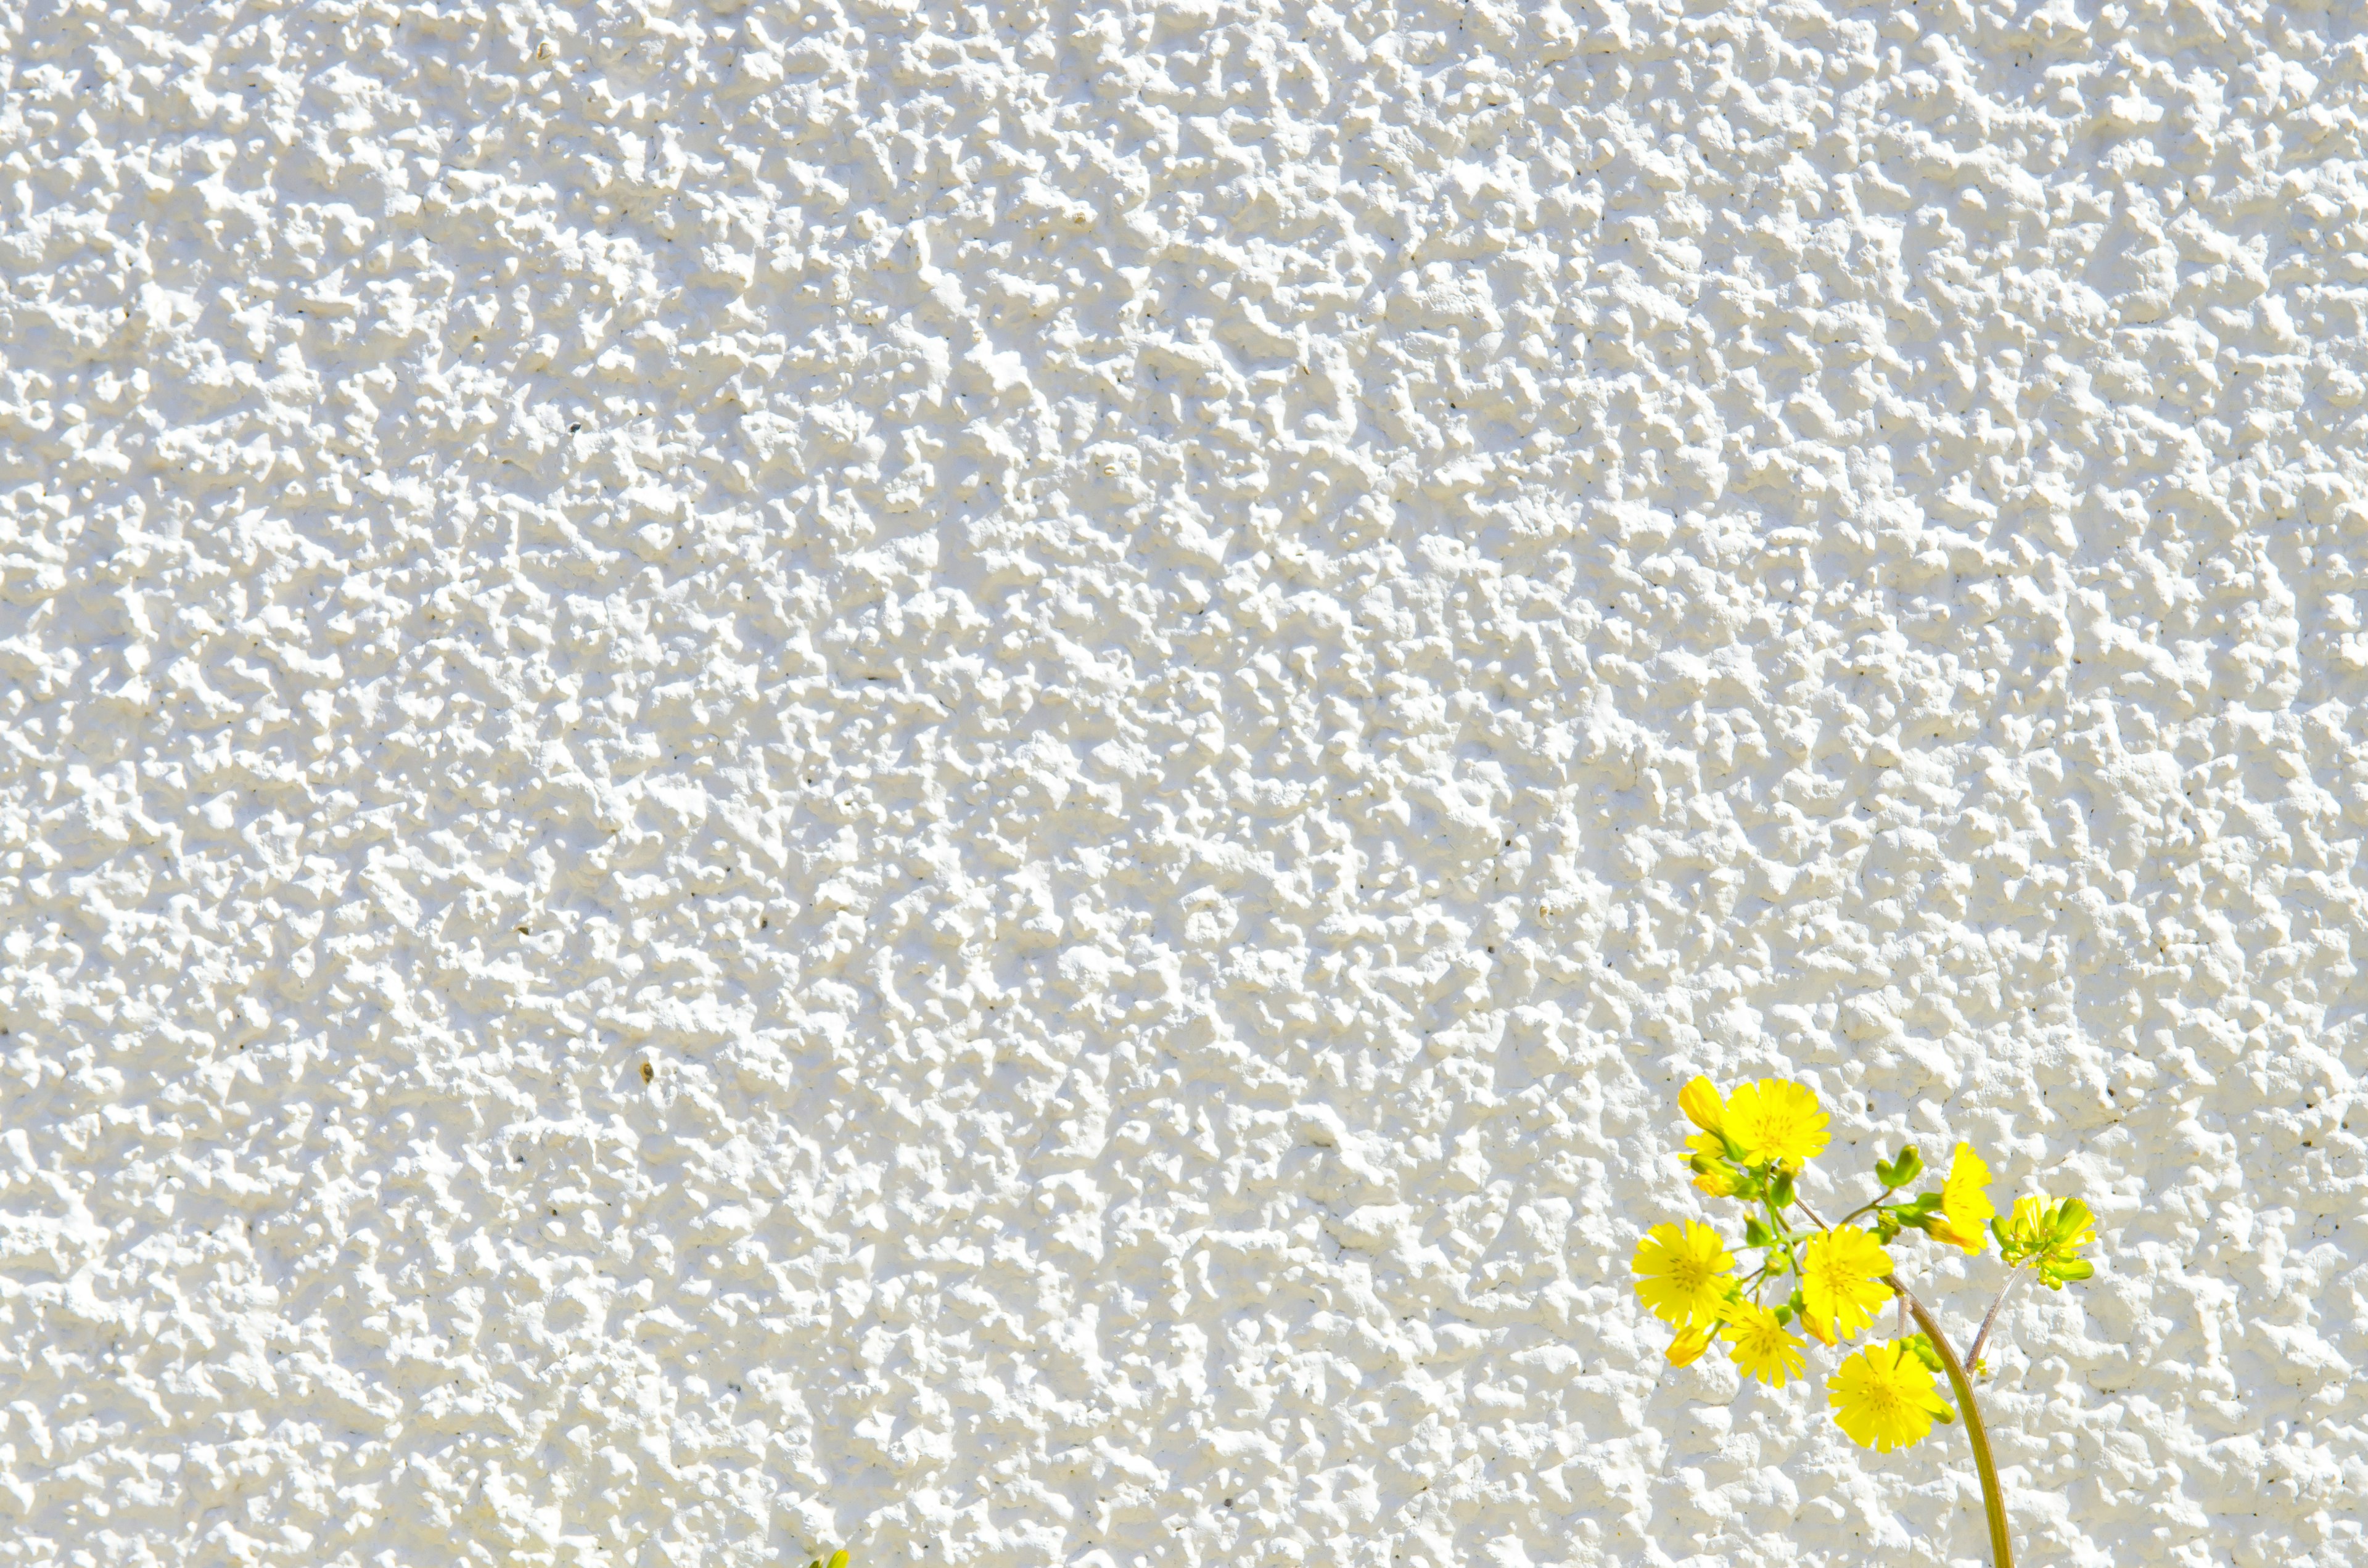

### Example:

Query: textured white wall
xmin=2 ymin=1 xmax=2364 ymax=1565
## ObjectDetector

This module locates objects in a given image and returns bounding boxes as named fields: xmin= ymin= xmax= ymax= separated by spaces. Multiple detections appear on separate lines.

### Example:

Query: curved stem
xmin=1888 ymin=1276 xmax=2012 ymax=1568
xmin=1963 ymin=1272 xmax=2021 ymax=1378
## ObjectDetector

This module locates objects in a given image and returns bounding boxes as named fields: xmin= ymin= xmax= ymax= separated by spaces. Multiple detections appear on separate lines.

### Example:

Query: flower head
xmin=1631 ymin=1220 xmax=1735 ymax=1329
xmin=1678 ymin=1077 xmax=1725 ymax=1135
xmin=1724 ymin=1079 xmax=1830 ymax=1170
xmin=1995 ymin=1194 xmax=2097 ymax=1288
xmin=1721 ymin=1302 xmax=1807 ymax=1387
xmin=1931 ymin=1142 xmax=1995 ymax=1254
xmin=1828 ymin=1340 xmax=1953 ymax=1451
xmin=1684 ymin=1122 xmax=1746 ymax=1198
xmin=1691 ymin=1159 xmax=1742 ymax=1199
xmin=1665 ymin=1323 xmax=1712 ymax=1366
xmin=1800 ymin=1225 xmax=1893 ymax=1341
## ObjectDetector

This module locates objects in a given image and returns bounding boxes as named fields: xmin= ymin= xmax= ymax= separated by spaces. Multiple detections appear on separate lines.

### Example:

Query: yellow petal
xmin=1679 ymin=1076 xmax=1724 ymax=1134
xmin=1939 ymin=1142 xmax=1994 ymax=1255
xmin=1666 ymin=1324 xmax=1712 ymax=1366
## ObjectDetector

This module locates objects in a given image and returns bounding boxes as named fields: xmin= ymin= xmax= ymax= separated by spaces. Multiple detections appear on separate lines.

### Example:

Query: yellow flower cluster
xmin=1678 ymin=1075 xmax=1829 ymax=1192
xmin=1631 ymin=1072 xmax=2096 ymax=1457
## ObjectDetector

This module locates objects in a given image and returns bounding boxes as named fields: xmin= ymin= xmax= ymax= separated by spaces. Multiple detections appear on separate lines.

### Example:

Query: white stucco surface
xmin=3 ymin=1 xmax=2365 ymax=1564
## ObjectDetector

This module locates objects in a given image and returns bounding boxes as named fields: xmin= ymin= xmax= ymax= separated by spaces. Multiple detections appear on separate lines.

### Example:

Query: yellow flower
xmin=1631 ymin=1220 xmax=1735 ymax=1329
xmin=1997 ymin=1195 xmax=2044 ymax=1242
xmin=1721 ymin=1302 xmax=1807 ymax=1387
xmin=1665 ymin=1324 xmax=1712 ymax=1366
xmin=1931 ymin=1142 xmax=1995 ymax=1253
xmin=1828 ymin=1340 xmax=1953 ymax=1451
xmin=1679 ymin=1076 xmax=1725 ymax=1134
xmin=1684 ymin=1122 xmax=1744 ymax=1197
xmin=1800 ymin=1225 xmax=1893 ymax=1341
xmin=1692 ymin=1162 xmax=1741 ymax=1198
xmin=1996 ymin=1194 xmax=2097 ymax=1288
xmin=1723 ymin=1078 xmax=1830 ymax=1169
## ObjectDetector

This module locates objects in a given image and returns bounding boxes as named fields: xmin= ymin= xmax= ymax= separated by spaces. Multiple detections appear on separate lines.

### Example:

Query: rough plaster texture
xmin=3 ymin=1 xmax=2367 ymax=1566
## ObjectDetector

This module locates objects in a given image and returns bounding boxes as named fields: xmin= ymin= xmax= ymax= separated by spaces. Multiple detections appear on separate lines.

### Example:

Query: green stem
xmin=1754 ymin=1201 xmax=1792 ymax=1290
xmin=1832 ymin=1184 xmax=1901 ymax=1229
xmin=1889 ymin=1276 xmax=2011 ymax=1568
